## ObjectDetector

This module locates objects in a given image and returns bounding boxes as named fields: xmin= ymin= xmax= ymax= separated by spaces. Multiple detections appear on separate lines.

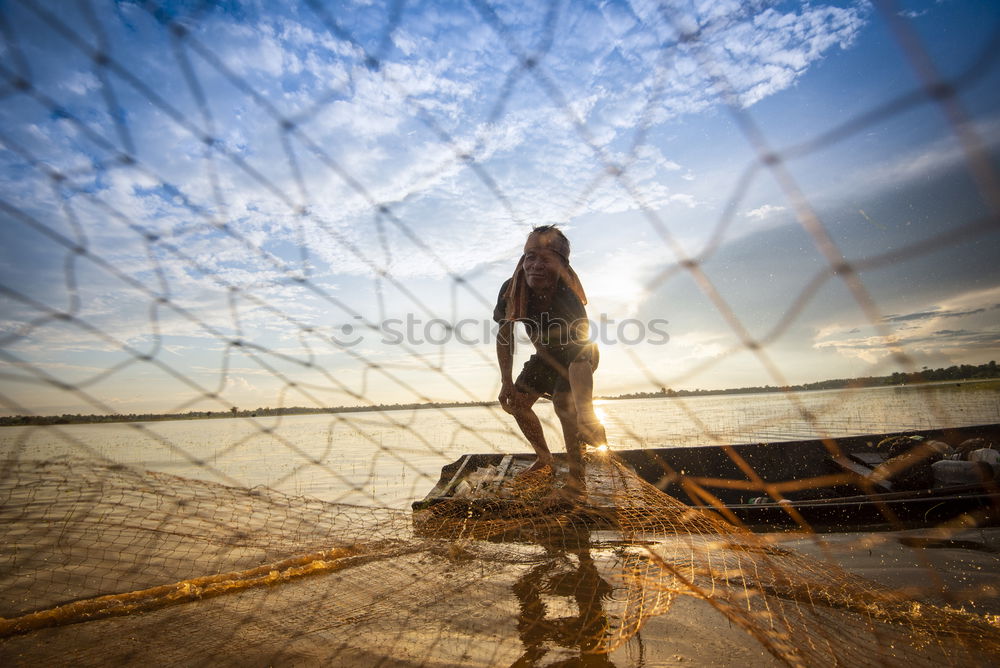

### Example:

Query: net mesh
xmin=2 ymin=456 xmax=998 ymax=666
xmin=1 ymin=0 xmax=1000 ymax=666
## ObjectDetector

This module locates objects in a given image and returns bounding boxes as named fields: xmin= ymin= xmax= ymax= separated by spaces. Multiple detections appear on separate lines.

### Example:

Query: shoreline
xmin=2 ymin=376 xmax=997 ymax=428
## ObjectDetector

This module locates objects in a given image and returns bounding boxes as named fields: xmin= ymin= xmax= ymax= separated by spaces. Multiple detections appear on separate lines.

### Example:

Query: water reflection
xmin=511 ymin=531 xmax=623 ymax=667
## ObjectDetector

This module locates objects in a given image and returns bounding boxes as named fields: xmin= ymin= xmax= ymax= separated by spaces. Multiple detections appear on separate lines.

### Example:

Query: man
xmin=494 ymin=225 xmax=607 ymax=500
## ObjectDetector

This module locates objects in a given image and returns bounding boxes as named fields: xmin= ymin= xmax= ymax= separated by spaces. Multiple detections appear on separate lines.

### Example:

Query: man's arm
xmin=497 ymin=320 xmax=516 ymax=413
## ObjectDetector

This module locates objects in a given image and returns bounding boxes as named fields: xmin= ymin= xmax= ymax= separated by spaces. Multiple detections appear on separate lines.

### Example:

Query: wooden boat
xmin=412 ymin=423 xmax=1000 ymax=531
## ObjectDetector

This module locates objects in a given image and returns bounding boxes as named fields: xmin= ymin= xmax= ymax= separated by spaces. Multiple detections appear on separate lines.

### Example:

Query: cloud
xmin=815 ymin=327 xmax=1000 ymax=364
xmin=651 ymin=2 xmax=869 ymax=109
xmin=0 ymin=0 xmax=884 ymax=412
xmin=745 ymin=204 xmax=786 ymax=221
xmin=882 ymin=307 xmax=989 ymax=323
xmin=654 ymin=329 xmax=733 ymax=371
xmin=840 ymin=115 xmax=1000 ymax=199
xmin=0 ymin=0 xmax=871 ymax=286
xmin=60 ymin=71 xmax=101 ymax=96
xmin=814 ymin=285 xmax=1000 ymax=363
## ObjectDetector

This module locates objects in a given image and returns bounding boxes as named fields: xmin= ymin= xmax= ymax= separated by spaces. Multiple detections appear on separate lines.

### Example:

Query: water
xmin=2 ymin=382 xmax=997 ymax=509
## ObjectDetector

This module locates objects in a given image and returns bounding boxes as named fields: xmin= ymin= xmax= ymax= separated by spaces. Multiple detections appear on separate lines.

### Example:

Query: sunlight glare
xmin=594 ymin=406 xmax=607 ymax=424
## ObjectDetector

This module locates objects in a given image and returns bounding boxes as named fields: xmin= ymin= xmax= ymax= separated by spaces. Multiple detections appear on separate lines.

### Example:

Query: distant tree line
xmin=608 ymin=361 xmax=999 ymax=401
xmin=0 ymin=400 xmax=495 ymax=427
xmin=2 ymin=361 xmax=996 ymax=427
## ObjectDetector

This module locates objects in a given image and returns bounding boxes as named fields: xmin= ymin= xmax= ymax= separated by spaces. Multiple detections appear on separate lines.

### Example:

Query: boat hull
xmin=413 ymin=424 xmax=1000 ymax=531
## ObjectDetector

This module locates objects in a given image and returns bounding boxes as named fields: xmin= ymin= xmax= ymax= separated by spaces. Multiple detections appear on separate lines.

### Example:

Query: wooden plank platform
xmin=411 ymin=452 xmax=648 ymax=515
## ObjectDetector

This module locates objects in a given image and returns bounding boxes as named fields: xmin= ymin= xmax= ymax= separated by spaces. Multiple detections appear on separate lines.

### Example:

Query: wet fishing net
xmin=2 ymin=0 xmax=1000 ymax=666
xmin=2 ymin=454 xmax=999 ymax=666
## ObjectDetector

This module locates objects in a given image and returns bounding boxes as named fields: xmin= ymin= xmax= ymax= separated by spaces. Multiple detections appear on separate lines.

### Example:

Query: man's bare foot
xmin=516 ymin=459 xmax=554 ymax=477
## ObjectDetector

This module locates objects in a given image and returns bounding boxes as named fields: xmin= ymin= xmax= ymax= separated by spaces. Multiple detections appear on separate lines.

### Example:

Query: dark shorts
xmin=514 ymin=344 xmax=599 ymax=398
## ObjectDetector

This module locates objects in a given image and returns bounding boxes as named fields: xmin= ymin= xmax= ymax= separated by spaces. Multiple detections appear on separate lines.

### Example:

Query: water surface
xmin=3 ymin=382 xmax=996 ymax=508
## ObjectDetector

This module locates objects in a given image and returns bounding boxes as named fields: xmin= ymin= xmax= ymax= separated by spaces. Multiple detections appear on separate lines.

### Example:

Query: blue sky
xmin=0 ymin=0 xmax=998 ymax=415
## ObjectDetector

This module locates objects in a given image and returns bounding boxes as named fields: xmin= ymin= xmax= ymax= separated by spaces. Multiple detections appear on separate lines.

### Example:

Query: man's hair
xmin=528 ymin=224 xmax=570 ymax=261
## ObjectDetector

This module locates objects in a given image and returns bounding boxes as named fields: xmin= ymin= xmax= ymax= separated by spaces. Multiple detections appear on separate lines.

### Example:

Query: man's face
xmin=522 ymin=247 xmax=562 ymax=292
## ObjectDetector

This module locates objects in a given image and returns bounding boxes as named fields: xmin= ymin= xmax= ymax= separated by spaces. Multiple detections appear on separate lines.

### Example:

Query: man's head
xmin=522 ymin=225 xmax=570 ymax=293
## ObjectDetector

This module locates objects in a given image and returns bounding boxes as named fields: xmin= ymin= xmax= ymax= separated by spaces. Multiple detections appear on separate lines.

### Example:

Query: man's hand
xmin=498 ymin=380 xmax=517 ymax=414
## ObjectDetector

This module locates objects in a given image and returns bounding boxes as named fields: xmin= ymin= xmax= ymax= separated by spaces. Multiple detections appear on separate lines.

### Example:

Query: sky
xmin=0 ymin=0 xmax=998 ymax=416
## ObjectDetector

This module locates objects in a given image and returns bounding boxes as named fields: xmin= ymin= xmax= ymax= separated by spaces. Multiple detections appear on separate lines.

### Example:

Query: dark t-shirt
xmin=493 ymin=278 xmax=591 ymax=366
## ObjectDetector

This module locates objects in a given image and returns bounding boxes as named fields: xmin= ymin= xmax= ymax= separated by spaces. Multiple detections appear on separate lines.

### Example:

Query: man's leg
xmin=507 ymin=388 xmax=554 ymax=473
xmin=553 ymin=390 xmax=585 ymax=497
xmin=568 ymin=356 xmax=607 ymax=447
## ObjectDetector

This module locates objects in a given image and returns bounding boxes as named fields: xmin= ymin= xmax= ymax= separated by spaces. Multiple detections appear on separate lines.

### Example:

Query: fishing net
xmin=2 ymin=455 xmax=998 ymax=666
xmin=2 ymin=0 xmax=1000 ymax=666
